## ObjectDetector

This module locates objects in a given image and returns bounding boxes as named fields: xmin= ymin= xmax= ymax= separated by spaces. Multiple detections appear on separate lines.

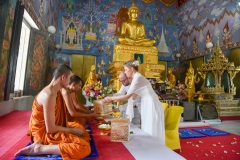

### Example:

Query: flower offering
xmin=172 ymin=82 xmax=187 ymax=102
xmin=84 ymin=81 xmax=115 ymax=103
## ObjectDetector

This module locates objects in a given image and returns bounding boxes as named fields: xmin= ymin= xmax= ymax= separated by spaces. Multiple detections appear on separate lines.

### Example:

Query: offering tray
xmin=112 ymin=111 xmax=122 ymax=118
xmin=98 ymin=123 xmax=111 ymax=136
xmin=95 ymin=116 xmax=104 ymax=125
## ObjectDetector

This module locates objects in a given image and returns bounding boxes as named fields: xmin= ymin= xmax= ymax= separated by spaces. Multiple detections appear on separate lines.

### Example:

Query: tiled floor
xmin=132 ymin=107 xmax=240 ymax=136
xmin=210 ymin=120 xmax=240 ymax=136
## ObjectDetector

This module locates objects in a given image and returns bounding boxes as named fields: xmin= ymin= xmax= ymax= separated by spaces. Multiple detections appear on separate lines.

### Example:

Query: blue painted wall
xmin=178 ymin=0 xmax=240 ymax=59
xmin=56 ymin=0 xmax=179 ymax=85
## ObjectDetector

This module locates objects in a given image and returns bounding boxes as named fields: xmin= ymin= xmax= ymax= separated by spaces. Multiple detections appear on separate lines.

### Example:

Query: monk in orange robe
xmin=61 ymin=75 xmax=98 ymax=129
xmin=15 ymin=64 xmax=91 ymax=160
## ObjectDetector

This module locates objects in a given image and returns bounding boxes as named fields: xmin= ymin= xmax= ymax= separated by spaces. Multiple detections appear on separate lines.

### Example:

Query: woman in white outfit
xmin=103 ymin=59 xmax=165 ymax=144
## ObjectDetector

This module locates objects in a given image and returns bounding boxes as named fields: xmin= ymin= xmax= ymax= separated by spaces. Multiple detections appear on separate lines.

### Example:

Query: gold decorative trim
xmin=197 ymin=39 xmax=240 ymax=95
xmin=160 ymin=0 xmax=177 ymax=7
xmin=142 ymin=0 xmax=154 ymax=3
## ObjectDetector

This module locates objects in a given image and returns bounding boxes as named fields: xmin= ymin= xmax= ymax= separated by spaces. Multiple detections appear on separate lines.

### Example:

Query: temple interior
xmin=0 ymin=0 xmax=240 ymax=159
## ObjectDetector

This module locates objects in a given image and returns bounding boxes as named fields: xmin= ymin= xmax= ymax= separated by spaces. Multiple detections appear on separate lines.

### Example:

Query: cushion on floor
xmin=14 ymin=134 xmax=98 ymax=160
xmin=179 ymin=129 xmax=206 ymax=138
xmin=192 ymin=128 xmax=230 ymax=136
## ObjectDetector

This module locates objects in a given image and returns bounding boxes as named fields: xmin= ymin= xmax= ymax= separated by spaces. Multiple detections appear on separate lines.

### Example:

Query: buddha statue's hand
xmin=136 ymin=36 xmax=147 ymax=41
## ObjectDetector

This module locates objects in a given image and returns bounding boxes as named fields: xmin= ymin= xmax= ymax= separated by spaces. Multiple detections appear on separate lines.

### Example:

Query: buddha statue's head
xmin=128 ymin=3 xmax=139 ymax=20
xmin=91 ymin=65 xmax=96 ymax=71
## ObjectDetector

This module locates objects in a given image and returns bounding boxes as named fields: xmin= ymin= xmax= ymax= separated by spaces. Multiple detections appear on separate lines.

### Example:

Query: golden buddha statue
xmin=82 ymin=65 xmax=98 ymax=90
xmin=145 ymin=63 xmax=155 ymax=78
xmin=108 ymin=3 xmax=164 ymax=91
xmin=118 ymin=2 xmax=156 ymax=47
xmin=167 ymin=67 xmax=176 ymax=89
xmin=185 ymin=62 xmax=200 ymax=102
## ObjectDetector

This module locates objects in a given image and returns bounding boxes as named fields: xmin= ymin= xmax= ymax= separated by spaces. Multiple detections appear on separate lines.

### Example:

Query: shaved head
xmin=119 ymin=71 xmax=131 ymax=86
xmin=53 ymin=63 xmax=72 ymax=79
xmin=119 ymin=71 xmax=127 ymax=79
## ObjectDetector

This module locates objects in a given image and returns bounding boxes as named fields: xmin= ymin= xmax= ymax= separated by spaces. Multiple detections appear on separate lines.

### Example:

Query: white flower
xmin=132 ymin=61 xmax=139 ymax=66
xmin=98 ymin=124 xmax=111 ymax=129
xmin=90 ymin=92 xmax=95 ymax=97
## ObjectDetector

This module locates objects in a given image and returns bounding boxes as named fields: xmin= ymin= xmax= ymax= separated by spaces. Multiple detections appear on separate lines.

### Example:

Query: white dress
xmin=126 ymin=72 xmax=165 ymax=144
xmin=114 ymin=84 xmax=141 ymax=112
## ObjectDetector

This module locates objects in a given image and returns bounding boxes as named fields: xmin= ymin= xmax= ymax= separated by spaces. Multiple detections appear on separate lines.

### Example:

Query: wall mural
xmin=46 ymin=51 xmax=71 ymax=84
xmin=21 ymin=0 xmax=59 ymax=41
xmin=0 ymin=1 xmax=15 ymax=100
xmin=1 ymin=0 xmax=239 ymax=99
xmin=178 ymin=0 xmax=240 ymax=60
xmin=177 ymin=0 xmax=190 ymax=8
xmin=56 ymin=0 xmax=179 ymax=85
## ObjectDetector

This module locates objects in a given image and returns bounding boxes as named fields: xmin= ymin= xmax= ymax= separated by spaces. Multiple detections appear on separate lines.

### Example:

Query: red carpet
xmin=0 ymin=110 xmax=31 ymax=159
xmin=1 ymin=135 xmax=30 ymax=160
xmin=2 ymin=111 xmax=240 ymax=160
xmin=178 ymin=127 xmax=240 ymax=160
xmin=220 ymin=116 xmax=240 ymax=121
xmin=90 ymin=121 xmax=135 ymax=160
xmin=0 ymin=111 xmax=135 ymax=160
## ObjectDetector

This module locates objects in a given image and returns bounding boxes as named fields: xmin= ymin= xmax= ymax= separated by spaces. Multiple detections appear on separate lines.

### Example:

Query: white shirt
xmin=113 ymin=85 xmax=130 ymax=96
xmin=113 ymin=84 xmax=141 ymax=113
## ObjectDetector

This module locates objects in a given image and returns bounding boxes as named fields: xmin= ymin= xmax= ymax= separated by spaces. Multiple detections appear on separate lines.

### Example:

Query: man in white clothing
xmin=114 ymin=71 xmax=131 ymax=96
xmin=113 ymin=71 xmax=141 ymax=119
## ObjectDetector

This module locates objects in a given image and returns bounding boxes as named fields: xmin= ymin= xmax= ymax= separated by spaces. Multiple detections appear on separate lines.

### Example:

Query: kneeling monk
xmin=15 ymin=64 xmax=91 ymax=160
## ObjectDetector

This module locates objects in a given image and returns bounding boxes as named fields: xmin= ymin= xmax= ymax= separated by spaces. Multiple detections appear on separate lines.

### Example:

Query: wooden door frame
xmin=23 ymin=28 xmax=48 ymax=96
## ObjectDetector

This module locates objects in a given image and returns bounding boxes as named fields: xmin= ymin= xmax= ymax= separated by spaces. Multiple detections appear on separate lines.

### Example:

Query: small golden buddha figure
xmin=185 ymin=62 xmax=200 ymax=102
xmin=167 ymin=67 xmax=176 ymax=89
xmin=145 ymin=63 xmax=153 ymax=78
xmin=118 ymin=3 xmax=156 ymax=47
xmin=83 ymin=65 xmax=98 ymax=90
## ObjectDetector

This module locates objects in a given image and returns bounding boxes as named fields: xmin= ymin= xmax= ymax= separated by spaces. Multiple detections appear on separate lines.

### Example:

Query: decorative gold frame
xmin=197 ymin=40 xmax=240 ymax=95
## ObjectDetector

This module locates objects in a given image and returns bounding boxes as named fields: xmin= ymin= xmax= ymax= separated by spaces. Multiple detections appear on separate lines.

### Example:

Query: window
xmin=14 ymin=10 xmax=38 ymax=94
xmin=14 ymin=21 xmax=30 ymax=92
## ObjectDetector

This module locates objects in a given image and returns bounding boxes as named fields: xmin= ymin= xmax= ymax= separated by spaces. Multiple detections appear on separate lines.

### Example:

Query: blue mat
xmin=14 ymin=134 xmax=98 ymax=160
xmin=179 ymin=129 xmax=206 ymax=138
xmin=14 ymin=122 xmax=98 ymax=160
xmin=192 ymin=128 xmax=230 ymax=136
xmin=85 ymin=121 xmax=92 ymax=134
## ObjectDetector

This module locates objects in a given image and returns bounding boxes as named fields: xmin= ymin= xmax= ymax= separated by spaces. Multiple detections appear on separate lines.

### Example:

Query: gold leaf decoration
xmin=159 ymin=0 xmax=177 ymax=7
xmin=142 ymin=0 xmax=154 ymax=3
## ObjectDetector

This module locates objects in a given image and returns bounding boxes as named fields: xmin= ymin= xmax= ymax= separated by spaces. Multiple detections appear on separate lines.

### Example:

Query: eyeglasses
xmin=120 ymin=78 xmax=128 ymax=83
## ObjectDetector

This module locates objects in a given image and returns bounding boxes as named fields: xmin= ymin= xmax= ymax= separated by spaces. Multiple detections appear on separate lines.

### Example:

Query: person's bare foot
xmin=15 ymin=141 xmax=43 ymax=156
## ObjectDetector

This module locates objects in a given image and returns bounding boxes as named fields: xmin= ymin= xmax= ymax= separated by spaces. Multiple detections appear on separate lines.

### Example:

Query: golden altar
xmin=108 ymin=44 xmax=165 ymax=90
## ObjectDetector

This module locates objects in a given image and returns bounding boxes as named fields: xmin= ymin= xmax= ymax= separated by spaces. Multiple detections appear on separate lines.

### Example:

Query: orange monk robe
xmin=28 ymin=91 xmax=91 ymax=160
xmin=66 ymin=93 xmax=89 ymax=129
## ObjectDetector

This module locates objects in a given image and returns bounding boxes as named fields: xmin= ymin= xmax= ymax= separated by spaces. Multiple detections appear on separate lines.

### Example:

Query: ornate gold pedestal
xmin=113 ymin=45 xmax=158 ymax=64
xmin=216 ymin=95 xmax=240 ymax=116
xmin=108 ymin=44 xmax=165 ymax=91
xmin=197 ymin=93 xmax=240 ymax=117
